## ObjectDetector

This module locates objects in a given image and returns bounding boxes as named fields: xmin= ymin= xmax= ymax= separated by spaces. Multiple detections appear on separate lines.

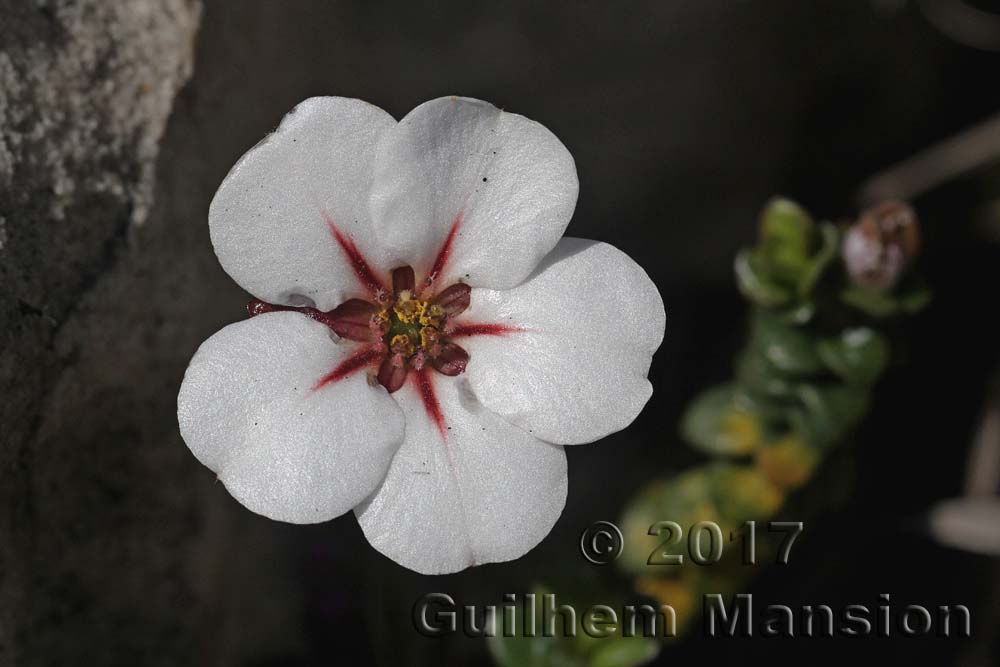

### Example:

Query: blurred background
xmin=3 ymin=0 xmax=1000 ymax=665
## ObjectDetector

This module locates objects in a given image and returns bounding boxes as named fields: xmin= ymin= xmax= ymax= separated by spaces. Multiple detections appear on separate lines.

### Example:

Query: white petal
xmin=210 ymin=97 xmax=397 ymax=311
xmin=178 ymin=312 xmax=404 ymax=523
xmin=355 ymin=374 xmax=567 ymax=574
xmin=460 ymin=238 xmax=665 ymax=445
xmin=370 ymin=96 xmax=578 ymax=292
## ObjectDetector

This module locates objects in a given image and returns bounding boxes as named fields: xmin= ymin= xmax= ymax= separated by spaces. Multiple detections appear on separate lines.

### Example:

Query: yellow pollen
xmin=372 ymin=309 xmax=391 ymax=330
xmin=393 ymin=293 xmax=427 ymax=324
xmin=419 ymin=326 xmax=440 ymax=350
xmin=420 ymin=303 xmax=445 ymax=327
xmin=390 ymin=334 xmax=415 ymax=357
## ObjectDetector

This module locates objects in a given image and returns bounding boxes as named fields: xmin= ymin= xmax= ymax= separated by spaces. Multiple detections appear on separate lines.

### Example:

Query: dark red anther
xmin=432 ymin=283 xmax=471 ymax=317
xmin=377 ymin=355 xmax=410 ymax=393
xmin=327 ymin=299 xmax=379 ymax=342
xmin=392 ymin=266 xmax=415 ymax=295
xmin=429 ymin=342 xmax=469 ymax=376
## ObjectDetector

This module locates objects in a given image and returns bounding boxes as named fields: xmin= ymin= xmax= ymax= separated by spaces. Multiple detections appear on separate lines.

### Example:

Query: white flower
xmin=177 ymin=96 xmax=665 ymax=575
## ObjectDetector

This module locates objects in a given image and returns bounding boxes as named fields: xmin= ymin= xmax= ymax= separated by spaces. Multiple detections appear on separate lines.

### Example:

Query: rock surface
xmin=0 ymin=2 xmax=201 ymax=664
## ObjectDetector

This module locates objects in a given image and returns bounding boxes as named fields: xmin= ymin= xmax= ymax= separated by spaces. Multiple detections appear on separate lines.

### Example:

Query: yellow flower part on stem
xmin=756 ymin=435 xmax=819 ymax=489
xmin=719 ymin=409 xmax=762 ymax=455
xmin=718 ymin=466 xmax=785 ymax=517
xmin=691 ymin=501 xmax=719 ymax=526
xmin=635 ymin=576 xmax=696 ymax=634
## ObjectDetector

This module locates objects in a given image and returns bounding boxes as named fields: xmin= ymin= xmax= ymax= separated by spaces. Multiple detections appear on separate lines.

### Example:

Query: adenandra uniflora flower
xmin=178 ymin=96 xmax=665 ymax=575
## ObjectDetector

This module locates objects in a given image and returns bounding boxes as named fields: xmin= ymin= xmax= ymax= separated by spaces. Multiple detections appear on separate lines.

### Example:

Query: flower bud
xmin=843 ymin=201 xmax=920 ymax=291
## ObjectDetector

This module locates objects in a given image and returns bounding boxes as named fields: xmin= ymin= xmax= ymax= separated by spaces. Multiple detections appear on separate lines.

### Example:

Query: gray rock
xmin=0 ymin=1 xmax=201 ymax=664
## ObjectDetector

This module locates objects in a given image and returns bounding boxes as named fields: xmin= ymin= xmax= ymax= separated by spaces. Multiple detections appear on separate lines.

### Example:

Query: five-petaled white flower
xmin=178 ymin=96 xmax=665 ymax=574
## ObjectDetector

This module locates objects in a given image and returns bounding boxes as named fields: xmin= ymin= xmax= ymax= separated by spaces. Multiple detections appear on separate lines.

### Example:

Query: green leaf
xmin=734 ymin=249 xmax=793 ymax=307
xmin=749 ymin=310 xmax=824 ymax=375
xmin=708 ymin=463 xmax=785 ymax=520
xmin=488 ymin=632 xmax=561 ymax=667
xmin=618 ymin=470 xmax=719 ymax=574
xmin=796 ymin=222 xmax=840 ymax=297
xmin=732 ymin=381 xmax=794 ymax=422
xmin=790 ymin=384 xmax=870 ymax=447
xmin=759 ymin=197 xmax=816 ymax=279
xmin=680 ymin=384 xmax=763 ymax=456
xmin=756 ymin=434 xmax=820 ymax=489
xmin=778 ymin=300 xmax=816 ymax=325
xmin=840 ymin=286 xmax=898 ymax=317
xmin=898 ymin=286 xmax=932 ymax=313
xmin=817 ymin=327 xmax=889 ymax=385
xmin=488 ymin=589 xmax=579 ymax=667
xmin=840 ymin=283 xmax=931 ymax=318
xmin=735 ymin=351 xmax=797 ymax=400
xmin=588 ymin=638 xmax=660 ymax=667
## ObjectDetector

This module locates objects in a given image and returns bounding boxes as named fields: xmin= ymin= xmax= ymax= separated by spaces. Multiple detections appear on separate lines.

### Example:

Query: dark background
xmin=3 ymin=1 xmax=1000 ymax=665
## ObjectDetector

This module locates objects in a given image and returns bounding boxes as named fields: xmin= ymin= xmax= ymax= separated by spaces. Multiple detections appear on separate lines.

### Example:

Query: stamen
xmin=419 ymin=303 xmax=444 ymax=327
xmin=392 ymin=266 xmax=415 ymax=295
xmin=370 ymin=309 xmax=390 ymax=337
xmin=429 ymin=342 xmax=469 ymax=376
xmin=419 ymin=326 xmax=440 ymax=350
xmin=393 ymin=292 xmax=427 ymax=324
xmin=431 ymin=283 xmax=471 ymax=317
xmin=327 ymin=299 xmax=379 ymax=342
xmin=390 ymin=333 xmax=415 ymax=358
xmin=248 ymin=270 xmax=489 ymax=407
xmin=377 ymin=354 xmax=409 ymax=393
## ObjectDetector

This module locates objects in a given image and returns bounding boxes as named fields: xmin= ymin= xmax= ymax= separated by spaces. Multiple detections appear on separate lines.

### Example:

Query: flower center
xmin=370 ymin=266 xmax=472 ymax=391
xmin=379 ymin=291 xmax=444 ymax=354
xmin=246 ymin=264 xmax=472 ymax=395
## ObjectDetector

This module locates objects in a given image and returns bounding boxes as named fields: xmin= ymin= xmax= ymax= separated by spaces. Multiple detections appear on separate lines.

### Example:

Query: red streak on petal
xmin=413 ymin=368 xmax=447 ymax=439
xmin=313 ymin=345 xmax=384 ymax=390
xmin=448 ymin=323 xmax=523 ymax=338
xmin=324 ymin=213 xmax=388 ymax=298
xmin=420 ymin=212 xmax=462 ymax=296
